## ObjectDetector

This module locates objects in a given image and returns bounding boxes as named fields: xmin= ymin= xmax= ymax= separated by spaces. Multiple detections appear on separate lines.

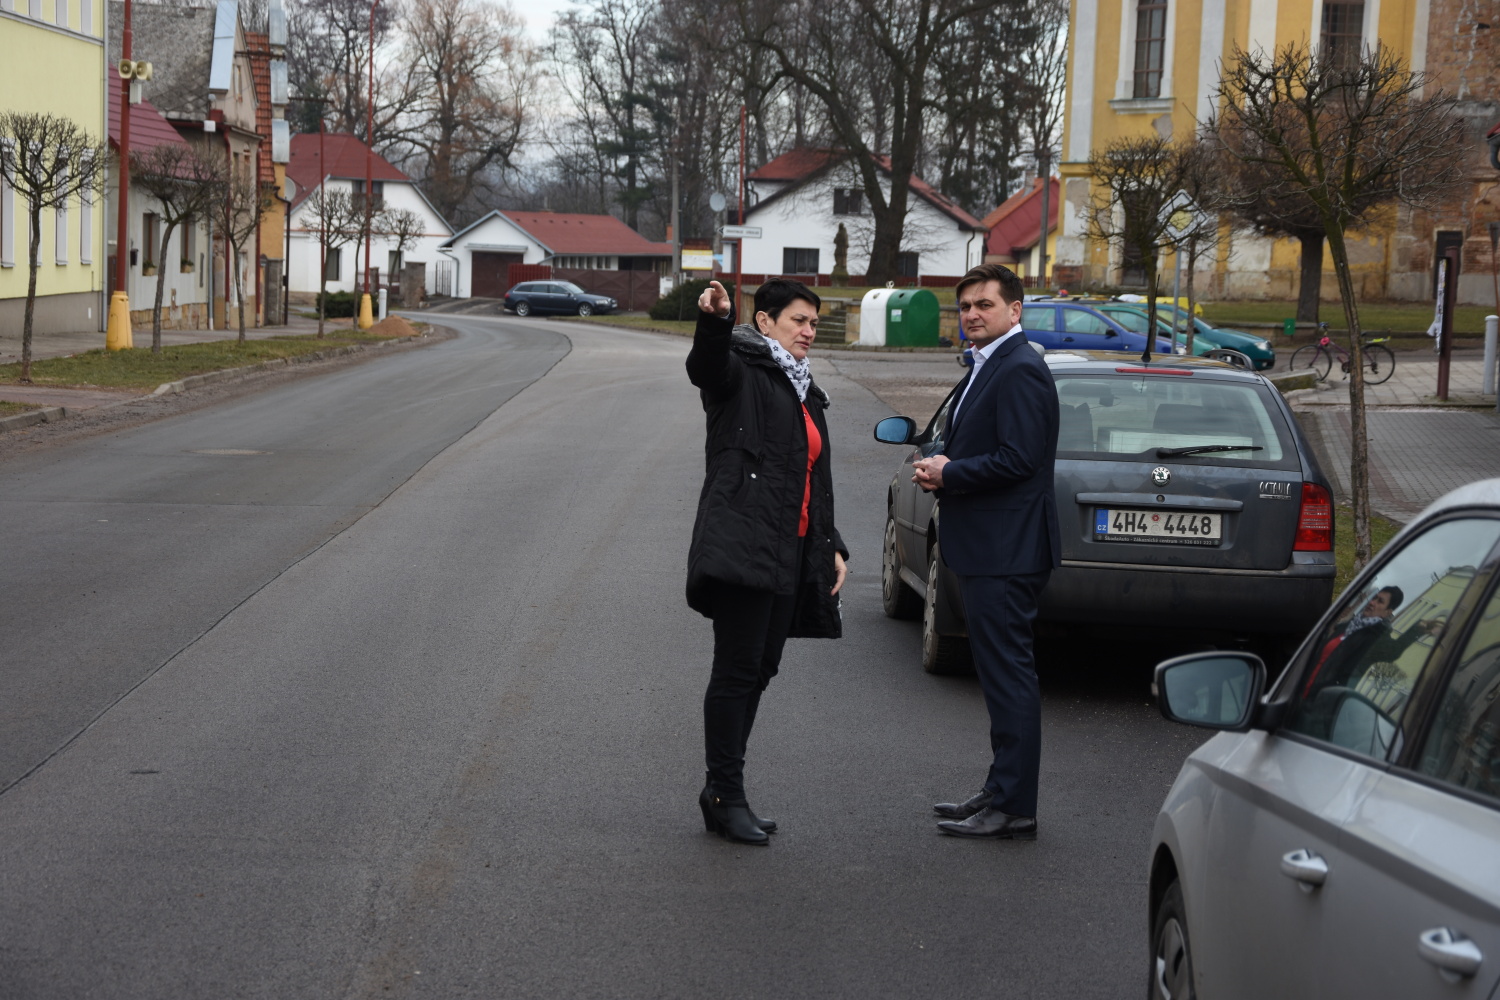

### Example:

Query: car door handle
xmin=1280 ymin=849 xmax=1328 ymax=891
xmin=1418 ymin=928 xmax=1483 ymax=983
xmin=1062 ymin=336 xmax=1074 ymax=342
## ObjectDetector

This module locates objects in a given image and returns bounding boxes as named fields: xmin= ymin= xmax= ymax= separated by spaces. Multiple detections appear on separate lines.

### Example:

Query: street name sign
xmin=721 ymin=225 xmax=762 ymax=239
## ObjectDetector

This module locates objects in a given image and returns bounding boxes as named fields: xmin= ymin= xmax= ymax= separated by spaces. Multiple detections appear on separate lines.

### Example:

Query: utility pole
xmin=733 ymin=104 xmax=745 ymax=322
xmin=106 ymin=0 xmax=136 ymax=350
xmin=669 ymin=149 xmax=680 ymax=288
xmin=358 ymin=0 xmax=376 ymax=330
xmin=1036 ymin=147 xmax=1051 ymax=289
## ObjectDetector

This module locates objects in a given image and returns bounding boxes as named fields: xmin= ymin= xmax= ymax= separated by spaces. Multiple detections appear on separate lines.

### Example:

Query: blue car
xmin=1019 ymin=301 xmax=1175 ymax=355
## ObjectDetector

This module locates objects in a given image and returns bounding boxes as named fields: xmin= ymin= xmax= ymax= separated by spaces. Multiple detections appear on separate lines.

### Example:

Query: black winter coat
xmin=684 ymin=310 xmax=848 ymax=639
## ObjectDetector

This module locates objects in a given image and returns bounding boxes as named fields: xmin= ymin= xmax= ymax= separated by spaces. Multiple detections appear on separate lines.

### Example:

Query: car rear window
xmin=1054 ymin=374 xmax=1295 ymax=467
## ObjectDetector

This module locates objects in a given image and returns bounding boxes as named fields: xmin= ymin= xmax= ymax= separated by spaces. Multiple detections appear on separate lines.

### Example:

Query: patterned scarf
xmin=762 ymin=334 xmax=811 ymax=402
xmin=1344 ymin=613 xmax=1388 ymax=637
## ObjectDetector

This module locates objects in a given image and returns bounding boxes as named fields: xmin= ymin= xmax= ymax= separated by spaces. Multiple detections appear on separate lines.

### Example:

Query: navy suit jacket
xmin=937 ymin=333 xmax=1062 ymax=577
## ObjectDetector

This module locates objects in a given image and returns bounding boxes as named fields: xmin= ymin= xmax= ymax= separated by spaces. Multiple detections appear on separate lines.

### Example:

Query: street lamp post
xmin=106 ymin=0 xmax=136 ymax=350
xmin=357 ymin=0 xmax=376 ymax=330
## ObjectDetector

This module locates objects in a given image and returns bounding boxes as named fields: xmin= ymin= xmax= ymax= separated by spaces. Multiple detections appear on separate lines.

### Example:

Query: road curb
xmin=1 ymin=333 xmax=428 ymax=433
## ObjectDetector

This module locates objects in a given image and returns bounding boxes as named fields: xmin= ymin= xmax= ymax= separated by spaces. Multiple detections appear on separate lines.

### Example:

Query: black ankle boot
xmin=701 ymin=776 xmax=776 ymax=834
xmin=698 ymin=784 xmax=769 ymax=845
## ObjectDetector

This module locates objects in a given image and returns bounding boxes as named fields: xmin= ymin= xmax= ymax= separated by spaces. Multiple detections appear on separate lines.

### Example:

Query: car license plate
xmin=1094 ymin=508 xmax=1222 ymax=546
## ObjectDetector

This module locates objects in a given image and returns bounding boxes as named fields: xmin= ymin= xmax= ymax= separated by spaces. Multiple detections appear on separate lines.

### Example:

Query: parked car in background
xmin=874 ymin=351 xmax=1335 ymax=673
xmin=1148 ymin=478 xmax=1500 ymax=1000
xmin=1099 ymin=301 xmax=1278 ymax=371
xmin=1019 ymin=301 xmax=1176 ymax=356
xmin=503 ymin=281 xmax=617 ymax=317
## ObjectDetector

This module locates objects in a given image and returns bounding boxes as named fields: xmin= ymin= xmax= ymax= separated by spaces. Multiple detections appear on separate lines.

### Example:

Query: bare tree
xmin=285 ymin=0 xmax=414 ymax=141
xmin=300 ymin=186 xmax=364 ymax=336
xmin=1086 ymin=134 xmax=1220 ymax=358
xmin=394 ymin=0 xmax=536 ymax=223
xmin=382 ymin=206 xmax=424 ymax=270
xmin=130 ymin=144 xmax=227 ymax=354
xmin=0 ymin=112 xmax=107 ymax=382
xmin=1208 ymin=44 xmax=1467 ymax=570
xmin=212 ymin=159 xmax=273 ymax=343
xmin=744 ymin=0 xmax=994 ymax=282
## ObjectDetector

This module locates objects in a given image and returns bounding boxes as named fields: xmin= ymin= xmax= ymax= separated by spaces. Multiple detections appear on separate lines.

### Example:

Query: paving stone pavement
xmin=1295 ymin=406 xmax=1500 ymax=521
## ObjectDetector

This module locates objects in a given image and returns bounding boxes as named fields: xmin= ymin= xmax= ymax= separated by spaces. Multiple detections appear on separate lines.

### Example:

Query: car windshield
xmin=1054 ymin=375 xmax=1290 ymax=464
xmin=557 ymin=282 xmax=585 ymax=294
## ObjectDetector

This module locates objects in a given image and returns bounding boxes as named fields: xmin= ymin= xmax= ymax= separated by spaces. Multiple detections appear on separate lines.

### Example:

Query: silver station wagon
xmin=874 ymin=351 xmax=1337 ymax=672
xmin=1150 ymin=479 xmax=1500 ymax=1000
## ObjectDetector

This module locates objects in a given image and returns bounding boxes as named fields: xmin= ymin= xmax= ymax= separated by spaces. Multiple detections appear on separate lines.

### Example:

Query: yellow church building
xmin=0 ymin=0 xmax=109 ymax=338
xmin=1054 ymin=0 xmax=1499 ymax=305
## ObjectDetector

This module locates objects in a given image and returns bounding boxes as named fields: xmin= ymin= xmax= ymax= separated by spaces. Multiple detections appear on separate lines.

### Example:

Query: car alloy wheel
xmin=577 ymin=302 xmax=593 ymax=317
xmin=921 ymin=548 xmax=970 ymax=675
xmin=881 ymin=517 xmax=922 ymax=620
xmin=515 ymin=301 xmax=531 ymax=317
xmin=1151 ymin=881 xmax=1196 ymax=1000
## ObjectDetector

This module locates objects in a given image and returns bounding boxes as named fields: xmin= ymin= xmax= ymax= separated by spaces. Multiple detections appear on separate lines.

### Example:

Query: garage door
xmin=472 ymin=252 xmax=524 ymax=298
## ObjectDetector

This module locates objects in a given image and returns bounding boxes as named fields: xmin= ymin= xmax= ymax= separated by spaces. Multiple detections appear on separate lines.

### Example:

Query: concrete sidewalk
xmin=1 ymin=311 xmax=358 ymax=367
xmin=0 ymin=311 xmax=370 ymax=411
xmin=1288 ymin=353 xmax=1500 ymax=521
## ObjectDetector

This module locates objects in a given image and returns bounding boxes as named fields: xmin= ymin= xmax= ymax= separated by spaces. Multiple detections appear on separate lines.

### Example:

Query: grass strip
xmin=1334 ymin=504 xmax=1402 ymax=596
xmin=0 ymin=400 xmax=43 ymax=416
xmin=0 ymin=331 xmax=405 ymax=391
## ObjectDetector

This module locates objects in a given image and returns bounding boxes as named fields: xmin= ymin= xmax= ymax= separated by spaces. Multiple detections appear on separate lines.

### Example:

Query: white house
xmin=106 ymin=92 xmax=214 ymax=330
xmin=284 ymin=133 xmax=452 ymax=300
xmin=440 ymin=209 xmax=671 ymax=303
xmin=740 ymin=148 xmax=987 ymax=280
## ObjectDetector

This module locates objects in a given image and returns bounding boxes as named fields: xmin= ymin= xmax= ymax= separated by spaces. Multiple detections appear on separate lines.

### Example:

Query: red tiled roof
xmin=108 ymin=87 xmax=192 ymax=154
xmin=244 ymin=32 xmax=274 ymax=185
xmin=745 ymin=146 xmax=986 ymax=230
xmin=502 ymin=211 xmax=671 ymax=256
xmin=748 ymin=148 xmax=841 ymax=182
xmin=983 ymin=177 xmax=1059 ymax=260
xmin=287 ymin=132 xmax=410 ymax=204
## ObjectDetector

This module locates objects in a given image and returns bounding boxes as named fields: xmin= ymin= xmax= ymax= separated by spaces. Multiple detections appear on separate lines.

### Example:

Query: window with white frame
xmin=324 ymin=246 xmax=341 ymax=281
xmin=79 ymin=168 xmax=92 ymax=263
xmin=1321 ymin=2 xmax=1366 ymax=71
xmin=142 ymin=212 xmax=159 ymax=269
xmin=55 ymin=0 xmax=67 ymax=29
xmin=1132 ymin=0 xmax=1167 ymax=99
xmin=29 ymin=0 xmax=40 ymax=19
xmin=80 ymin=0 xmax=91 ymax=34
xmin=1 ymin=140 xmax=15 ymax=267
xmin=54 ymin=164 xmax=68 ymax=264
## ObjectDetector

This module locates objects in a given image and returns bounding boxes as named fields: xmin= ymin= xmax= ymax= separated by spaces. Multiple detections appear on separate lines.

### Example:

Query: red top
xmin=799 ymin=405 xmax=822 ymax=537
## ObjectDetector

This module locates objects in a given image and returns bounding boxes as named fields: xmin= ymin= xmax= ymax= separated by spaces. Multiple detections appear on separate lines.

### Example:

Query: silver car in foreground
xmin=1149 ymin=478 xmax=1500 ymax=999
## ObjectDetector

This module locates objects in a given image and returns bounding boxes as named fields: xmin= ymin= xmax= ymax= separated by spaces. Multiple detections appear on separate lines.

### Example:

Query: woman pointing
xmin=684 ymin=277 xmax=848 ymax=846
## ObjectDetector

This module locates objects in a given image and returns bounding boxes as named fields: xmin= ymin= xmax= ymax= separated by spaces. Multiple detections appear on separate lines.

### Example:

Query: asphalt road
xmin=0 ymin=314 xmax=1206 ymax=999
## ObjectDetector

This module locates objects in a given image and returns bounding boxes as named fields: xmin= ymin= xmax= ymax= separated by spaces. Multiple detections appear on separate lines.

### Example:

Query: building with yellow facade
xmin=1055 ymin=0 xmax=1499 ymax=305
xmin=0 ymin=0 xmax=108 ymax=339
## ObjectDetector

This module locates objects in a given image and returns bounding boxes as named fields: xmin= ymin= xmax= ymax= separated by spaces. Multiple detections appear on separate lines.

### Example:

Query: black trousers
xmin=956 ymin=571 xmax=1050 ymax=817
xmin=703 ymin=580 xmax=797 ymax=804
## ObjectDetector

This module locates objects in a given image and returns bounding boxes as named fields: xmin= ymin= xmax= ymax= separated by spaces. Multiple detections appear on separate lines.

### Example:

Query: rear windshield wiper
xmin=1156 ymin=444 xmax=1265 ymax=457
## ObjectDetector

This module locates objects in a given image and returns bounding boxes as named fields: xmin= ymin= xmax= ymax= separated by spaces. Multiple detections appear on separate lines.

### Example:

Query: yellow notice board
xmin=682 ymin=250 xmax=715 ymax=271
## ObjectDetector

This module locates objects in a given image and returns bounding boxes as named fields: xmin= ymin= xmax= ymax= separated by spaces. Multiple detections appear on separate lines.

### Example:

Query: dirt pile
xmin=368 ymin=315 xmax=418 ymax=339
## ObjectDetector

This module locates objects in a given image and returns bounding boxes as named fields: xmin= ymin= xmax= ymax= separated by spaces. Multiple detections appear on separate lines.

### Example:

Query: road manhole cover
xmin=187 ymin=449 xmax=270 ymax=455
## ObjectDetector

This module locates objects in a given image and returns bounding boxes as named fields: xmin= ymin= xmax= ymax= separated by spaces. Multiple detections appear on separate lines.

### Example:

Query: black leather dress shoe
xmin=936 ymin=805 xmax=1037 ymax=840
xmin=933 ymin=789 xmax=994 ymax=819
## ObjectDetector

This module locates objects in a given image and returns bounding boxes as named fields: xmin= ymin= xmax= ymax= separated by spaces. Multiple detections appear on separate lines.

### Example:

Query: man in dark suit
xmin=912 ymin=263 xmax=1060 ymax=840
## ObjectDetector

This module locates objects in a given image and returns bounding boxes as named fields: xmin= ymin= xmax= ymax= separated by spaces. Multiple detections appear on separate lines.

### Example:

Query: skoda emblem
xmin=1151 ymin=467 xmax=1172 ymax=487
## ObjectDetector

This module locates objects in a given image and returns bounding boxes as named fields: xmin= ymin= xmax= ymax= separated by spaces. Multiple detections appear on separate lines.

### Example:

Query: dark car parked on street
xmin=503 ymin=281 xmax=618 ymax=317
xmin=874 ymin=351 xmax=1336 ymax=673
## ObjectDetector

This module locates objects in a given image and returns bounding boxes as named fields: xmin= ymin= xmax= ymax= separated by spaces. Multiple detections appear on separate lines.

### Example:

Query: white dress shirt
xmin=952 ymin=323 xmax=1024 ymax=420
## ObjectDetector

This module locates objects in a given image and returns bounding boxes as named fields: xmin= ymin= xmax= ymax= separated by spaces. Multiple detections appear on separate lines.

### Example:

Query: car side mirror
xmin=1153 ymin=651 xmax=1266 ymax=731
xmin=873 ymin=415 xmax=918 ymax=445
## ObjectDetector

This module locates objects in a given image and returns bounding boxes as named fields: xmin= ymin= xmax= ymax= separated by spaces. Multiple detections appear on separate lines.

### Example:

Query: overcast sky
xmin=519 ymin=0 xmax=571 ymax=40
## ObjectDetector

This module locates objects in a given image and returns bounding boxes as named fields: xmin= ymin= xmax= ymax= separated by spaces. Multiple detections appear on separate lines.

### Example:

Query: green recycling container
xmin=1282 ymin=318 xmax=1297 ymax=338
xmin=885 ymin=289 xmax=941 ymax=347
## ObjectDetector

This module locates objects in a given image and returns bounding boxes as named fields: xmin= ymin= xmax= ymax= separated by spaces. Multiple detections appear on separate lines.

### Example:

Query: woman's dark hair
xmin=754 ymin=277 xmax=821 ymax=322
xmin=955 ymin=263 xmax=1025 ymax=306
xmin=1378 ymin=585 xmax=1405 ymax=612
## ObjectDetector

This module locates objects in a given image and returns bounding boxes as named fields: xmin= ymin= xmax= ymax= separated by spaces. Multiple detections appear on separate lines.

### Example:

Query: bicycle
xmin=1289 ymin=323 xmax=1396 ymax=385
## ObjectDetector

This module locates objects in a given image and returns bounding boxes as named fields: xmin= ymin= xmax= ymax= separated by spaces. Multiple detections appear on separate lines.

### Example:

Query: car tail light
xmin=1294 ymin=482 xmax=1333 ymax=551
